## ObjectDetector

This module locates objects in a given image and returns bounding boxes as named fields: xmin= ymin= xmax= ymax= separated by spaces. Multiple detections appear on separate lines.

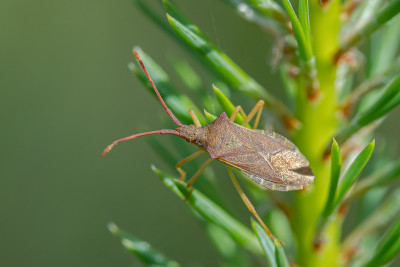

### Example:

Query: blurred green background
xmin=1 ymin=0 xmax=399 ymax=266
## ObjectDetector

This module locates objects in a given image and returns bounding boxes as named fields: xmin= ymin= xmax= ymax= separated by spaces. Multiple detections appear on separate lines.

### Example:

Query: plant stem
xmin=292 ymin=1 xmax=341 ymax=266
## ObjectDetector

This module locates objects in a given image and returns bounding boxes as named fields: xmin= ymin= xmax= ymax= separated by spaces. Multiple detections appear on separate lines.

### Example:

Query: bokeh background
xmin=1 ymin=1 xmax=399 ymax=266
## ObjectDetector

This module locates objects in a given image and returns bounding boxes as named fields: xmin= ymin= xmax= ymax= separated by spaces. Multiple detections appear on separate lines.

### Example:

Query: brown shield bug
xmin=102 ymin=49 xmax=314 ymax=243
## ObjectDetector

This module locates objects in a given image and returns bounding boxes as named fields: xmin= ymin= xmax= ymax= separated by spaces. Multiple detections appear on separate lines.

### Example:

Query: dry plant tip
xmin=307 ymin=90 xmax=320 ymax=103
xmin=283 ymin=115 xmax=301 ymax=131
xmin=322 ymin=147 xmax=332 ymax=162
xmin=313 ymin=237 xmax=323 ymax=253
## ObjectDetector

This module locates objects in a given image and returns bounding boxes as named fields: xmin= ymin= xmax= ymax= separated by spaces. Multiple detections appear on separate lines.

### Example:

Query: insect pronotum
xmin=103 ymin=49 xmax=314 ymax=243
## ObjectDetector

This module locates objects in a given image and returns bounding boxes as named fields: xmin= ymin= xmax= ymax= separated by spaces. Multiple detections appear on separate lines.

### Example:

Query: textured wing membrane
xmin=220 ymin=158 xmax=303 ymax=191
xmin=218 ymin=148 xmax=285 ymax=184
xmin=201 ymin=114 xmax=314 ymax=191
xmin=254 ymin=130 xmax=297 ymax=149
xmin=219 ymin=156 xmax=284 ymax=183
xmin=253 ymin=129 xmax=314 ymax=184
xmin=209 ymin=120 xmax=314 ymax=189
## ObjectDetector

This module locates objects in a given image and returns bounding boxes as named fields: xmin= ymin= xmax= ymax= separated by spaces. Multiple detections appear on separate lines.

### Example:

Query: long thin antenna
xmin=133 ymin=49 xmax=183 ymax=127
xmin=102 ymin=129 xmax=180 ymax=157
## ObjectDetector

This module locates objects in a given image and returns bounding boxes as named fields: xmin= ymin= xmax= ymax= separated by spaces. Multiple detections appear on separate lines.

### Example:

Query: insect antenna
xmin=102 ymin=50 xmax=184 ymax=157
xmin=102 ymin=129 xmax=180 ymax=157
xmin=133 ymin=49 xmax=183 ymax=127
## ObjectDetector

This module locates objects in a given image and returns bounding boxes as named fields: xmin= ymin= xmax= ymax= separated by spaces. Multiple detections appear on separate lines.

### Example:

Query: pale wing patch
xmin=269 ymin=149 xmax=314 ymax=186
xmin=225 ymin=132 xmax=243 ymax=150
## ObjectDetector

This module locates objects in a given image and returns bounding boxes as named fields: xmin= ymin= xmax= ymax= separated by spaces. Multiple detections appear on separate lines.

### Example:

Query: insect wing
xmin=215 ymin=124 xmax=314 ymax=190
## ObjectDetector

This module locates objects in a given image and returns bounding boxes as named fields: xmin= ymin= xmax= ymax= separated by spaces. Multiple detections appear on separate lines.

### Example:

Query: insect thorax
xmin=176 ymin=125 xmax=208 ymax=147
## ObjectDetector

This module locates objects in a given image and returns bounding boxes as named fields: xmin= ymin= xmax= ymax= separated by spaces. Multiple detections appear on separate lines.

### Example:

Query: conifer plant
xmin=108 ymin=0 xmax=400 ymax=266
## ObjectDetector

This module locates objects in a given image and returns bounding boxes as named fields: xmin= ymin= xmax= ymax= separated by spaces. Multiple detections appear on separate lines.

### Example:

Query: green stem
xmin=292 ymin=1 xmax=341 ymax=266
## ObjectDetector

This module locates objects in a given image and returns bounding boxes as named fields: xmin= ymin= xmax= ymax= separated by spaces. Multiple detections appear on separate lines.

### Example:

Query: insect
xmin=103 ymin=49 xmax=314 ymax=243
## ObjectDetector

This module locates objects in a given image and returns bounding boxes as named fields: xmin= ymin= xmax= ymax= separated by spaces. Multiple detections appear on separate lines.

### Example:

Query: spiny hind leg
xmin=227 ymin=167 xmax=282 ymax=245
xmin=243 ymin=100 xmax=264 ymax=129
xmin=189 ymin=109 xmax=201 ymax=127
xmin=176 ymin=150 xmax=205 ymax=181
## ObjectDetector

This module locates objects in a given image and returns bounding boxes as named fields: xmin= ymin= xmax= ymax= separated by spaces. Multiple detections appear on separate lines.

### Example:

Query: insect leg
xmin=189 ymin=109 xmax=202 ymax=127
xmin=176 ymin=150 xmax=205 ymax=181
xmin=230 ymin=105 xmax=247 ymax=122
xmin=242 ymin=100 xmax=264 ymax=129
xmin=227 ymin=167 xmax=282 ymax=245
xmin=186 ymin=158 xmax=214 ymax=187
